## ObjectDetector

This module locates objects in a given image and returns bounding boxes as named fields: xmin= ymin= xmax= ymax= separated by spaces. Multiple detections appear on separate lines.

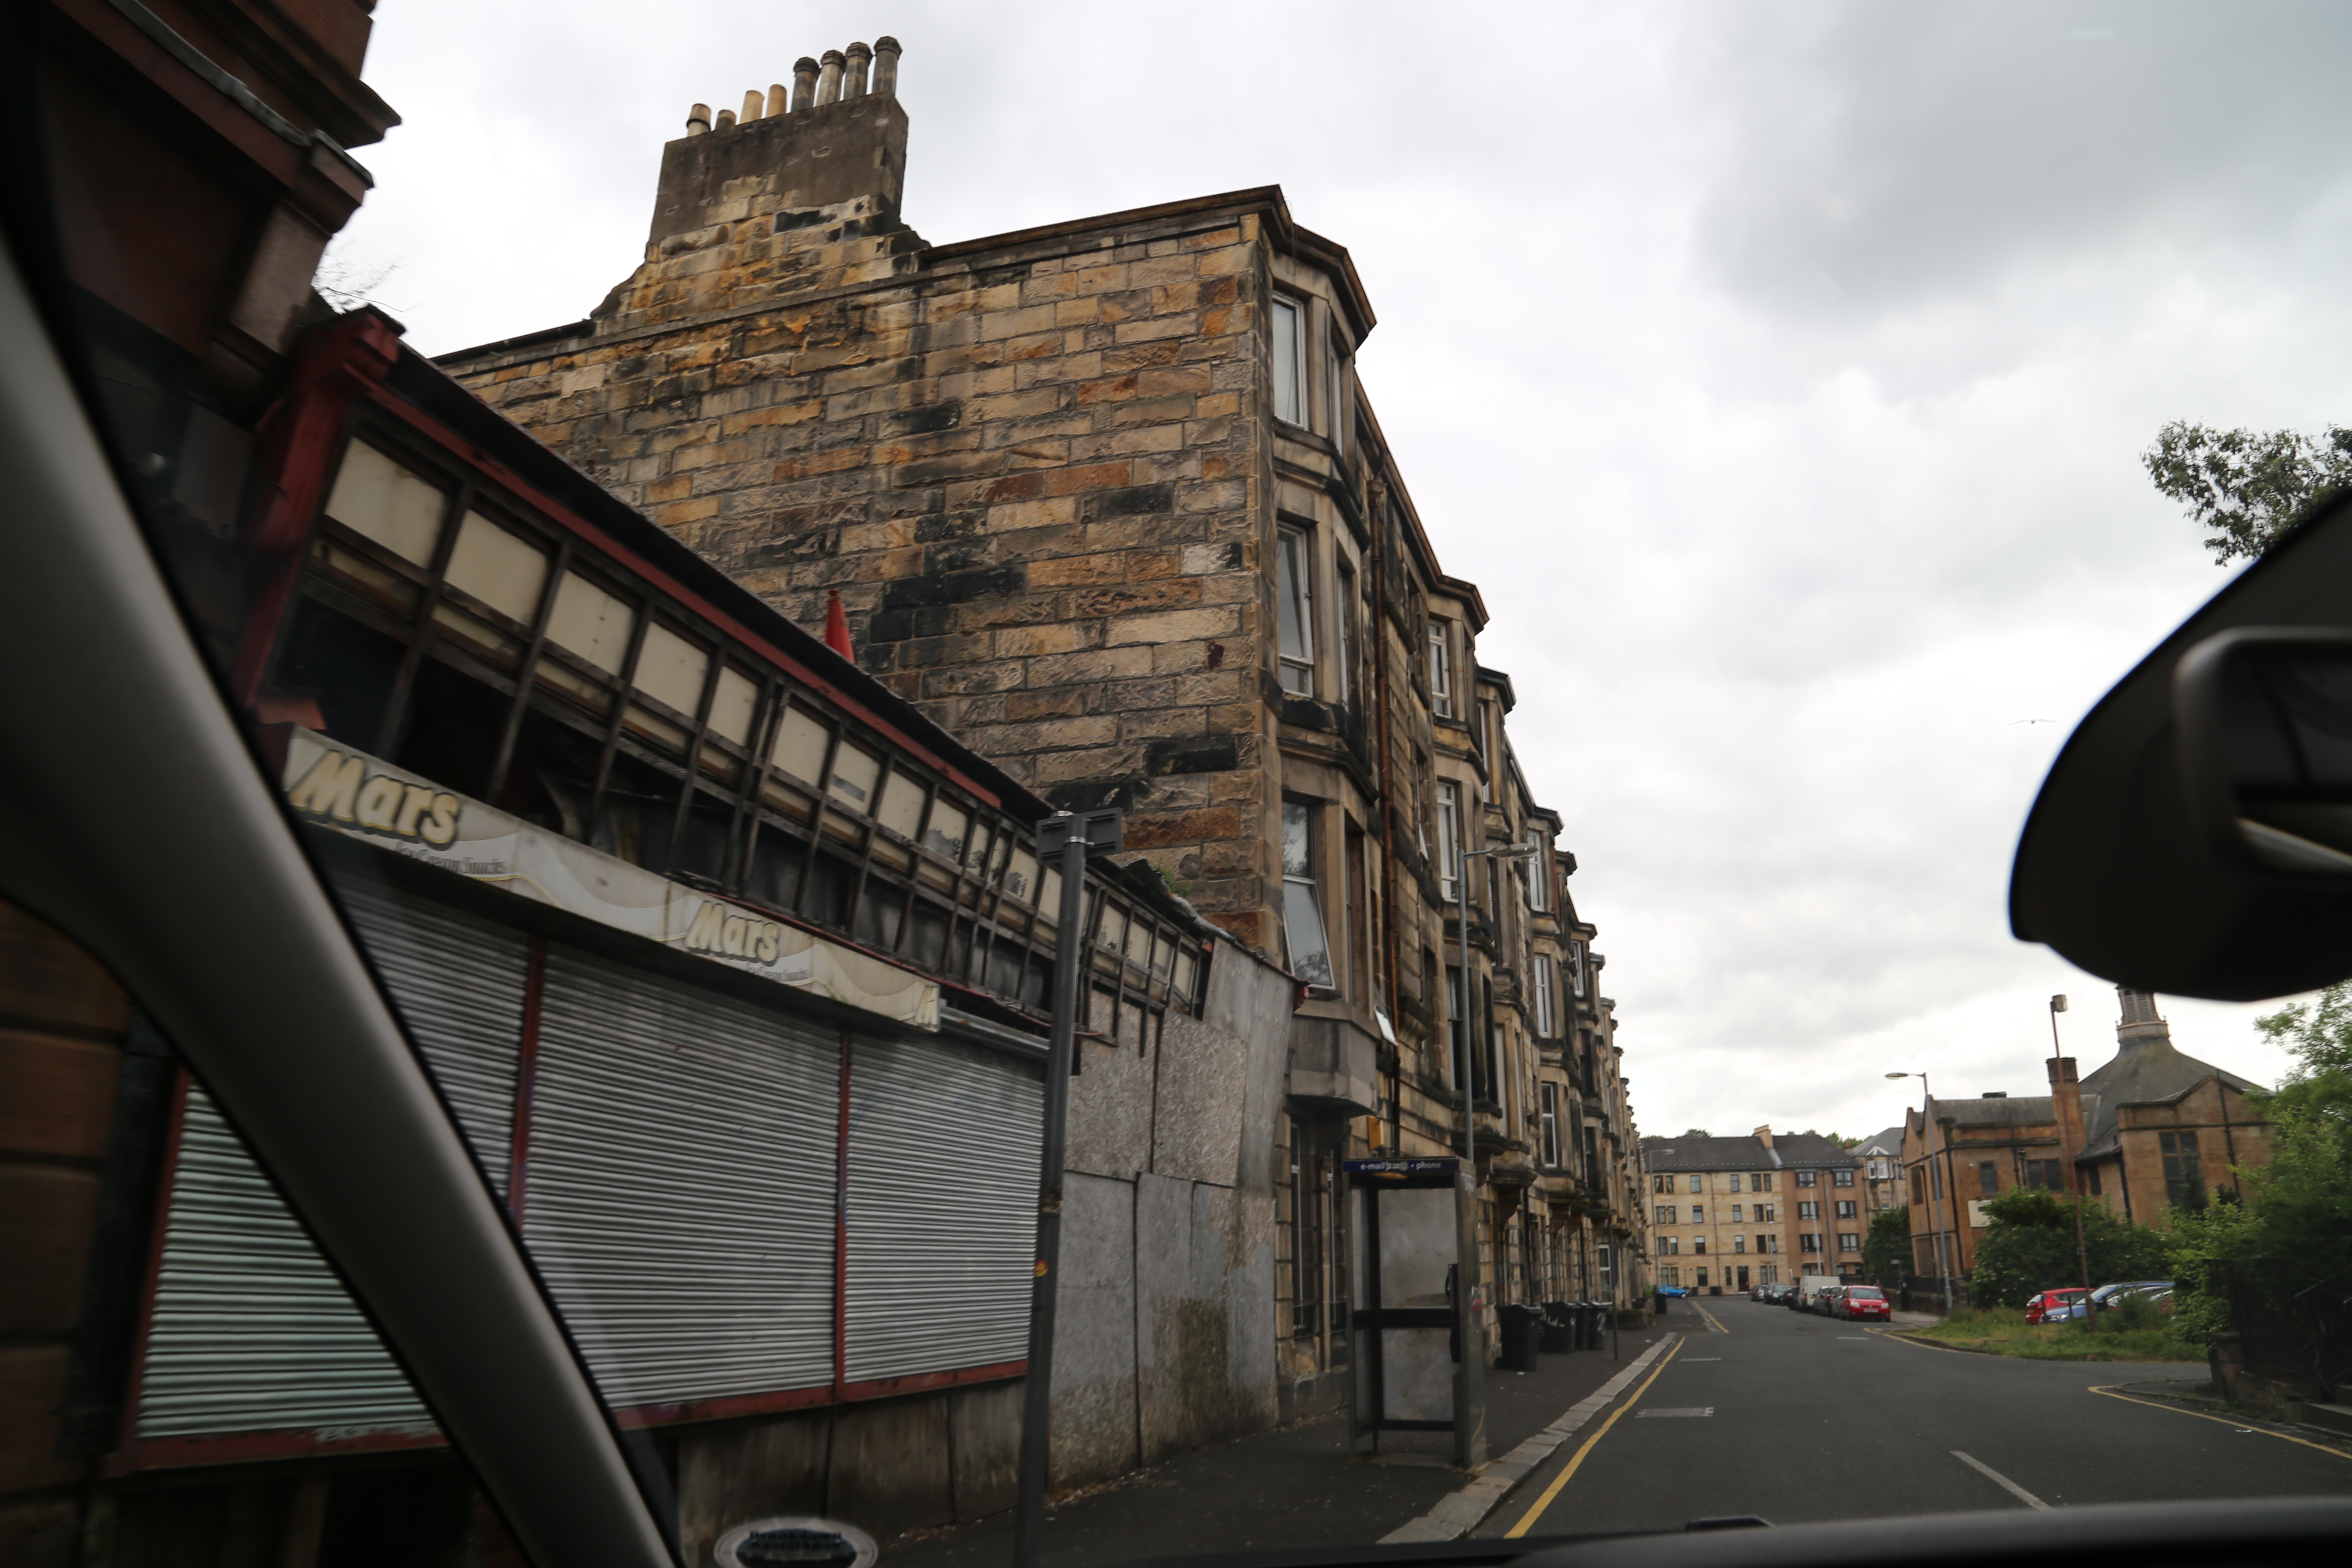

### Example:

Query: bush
xmin=1969 ymin=1188 xmax=2170 ymax=1308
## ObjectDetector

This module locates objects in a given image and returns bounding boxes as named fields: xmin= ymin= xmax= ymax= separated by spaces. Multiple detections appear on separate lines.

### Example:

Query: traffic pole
xmin=1013 ymin=809 xmax=1117 ymax=1568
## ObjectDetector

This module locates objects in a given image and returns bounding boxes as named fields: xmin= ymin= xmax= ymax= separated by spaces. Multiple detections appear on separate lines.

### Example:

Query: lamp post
xmin=1449 ymin=841 xmax=1534 ymax=1469
xmin=1885 ymin=1070 xmax=1957 ymax=1317
xmin=2051 ymin=994 xmax=2092 ymax=1329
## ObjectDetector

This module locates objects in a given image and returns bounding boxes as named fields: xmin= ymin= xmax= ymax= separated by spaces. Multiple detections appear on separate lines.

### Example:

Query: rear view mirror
xmin=2175 ymin=628 xmax=2352 ymax=875
xmin=2012 ymin=490 xmax=2352 ymax=1001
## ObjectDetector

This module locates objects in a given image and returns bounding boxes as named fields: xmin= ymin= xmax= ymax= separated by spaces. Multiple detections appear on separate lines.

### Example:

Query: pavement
xmin=876 ymin=1296 xmax=2352 ymax=1567
xmin=879 ymin=1324 xmax=1666 ymax=1568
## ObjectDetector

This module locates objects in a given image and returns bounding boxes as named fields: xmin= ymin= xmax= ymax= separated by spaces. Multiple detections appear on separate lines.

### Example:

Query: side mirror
xmin=2012 ymin=490 xmax=2352 ymax=1001
xmin=2174 ymin=628 xmax=2352 ymax=876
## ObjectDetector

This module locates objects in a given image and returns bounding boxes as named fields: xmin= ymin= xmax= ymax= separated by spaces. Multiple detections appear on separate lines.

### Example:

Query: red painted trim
xmin=833 ymin=1027 xmax=852 ymax=1402
xmin=120 ymin=1359 xmax=1033 ymax=1468
xmin=106 ymin=1068 xmax=193 ymax=1474
xmin=507 ymin=936 xmax=546 ymax=1222
xmin=837 ymin=1360 xmax=1026 ymax=1405
xmin=360 ymin=391 xmax=1003 ymax=809
xmin=116 ymin=1423 xmax=449 ymax=1472
xmin=230 ymin=311 xmax=403 ymax=704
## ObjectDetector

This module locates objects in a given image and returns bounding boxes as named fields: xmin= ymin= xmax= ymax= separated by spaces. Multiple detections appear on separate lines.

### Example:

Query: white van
xmin=1796 ymin=1274 xmax=1841 ymax=1314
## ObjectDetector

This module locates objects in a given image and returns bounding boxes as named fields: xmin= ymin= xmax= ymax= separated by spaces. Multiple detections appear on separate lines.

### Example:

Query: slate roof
xmin=1855 ymin=1126 xmax=1904 ymax=1157
xmin=1933 ymin=1095 xmax=2058 ymax=1129
xmin=2076 ymin=1036 xmax=2260 ymax=1158
xmin=1639 ymin=1132 xmax=1858 ymax=1173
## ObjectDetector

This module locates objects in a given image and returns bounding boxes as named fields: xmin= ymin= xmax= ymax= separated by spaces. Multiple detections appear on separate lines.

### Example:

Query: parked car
xmin=1839 ymin=1285 xmax=1892 ymax=1322
xmin=1657 ymin=1284 xmax=1691 ymax=1298
xmin=1814 ymin=1285 xmax=1847 ymax=1316
xmin=2024 ymin=1287 xmax=2088 ymax=1324
xmin=2060 ymin=1280 xmax=2173 ymax=1320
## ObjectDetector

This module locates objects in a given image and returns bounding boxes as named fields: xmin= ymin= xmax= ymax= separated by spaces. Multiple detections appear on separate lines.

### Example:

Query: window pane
xmin=1280 ymin=801 xmax=1312 ymax=879
xmin=772 ymin=705 xmax=830 ymax=781
xmin=1283 ymin=881 xmax=1334 ymax=989
xmin=1276 ymin=527 xmax=1313 ymax=695
xmin=1271 ymin=296 xmax=1302 ymax=423
xmin=326 ymin=438 xmax=445 ymax=566
xmin=548 ymin=570 xmax=636 ymax=673
xmin=636 ymin=620 xmax=710 ymax=718
xmin=444 ymin=511 xmax=549 ymax=624
xmin=830 ymin=743 xmax=881 ymax=811
xmin=707 ymin=665 xmax=760 ymax=743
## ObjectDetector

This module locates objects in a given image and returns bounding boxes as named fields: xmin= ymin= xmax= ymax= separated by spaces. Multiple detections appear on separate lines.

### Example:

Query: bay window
xmin=1271 ymin=294 xmax=1305 ymax=425
xmin=1435 ymin=780 xmax=1462 ymax=902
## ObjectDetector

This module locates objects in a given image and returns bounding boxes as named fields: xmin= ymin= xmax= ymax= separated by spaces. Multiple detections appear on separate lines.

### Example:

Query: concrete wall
xmin=1045 ymin=929 xmax=1290 ymax=1487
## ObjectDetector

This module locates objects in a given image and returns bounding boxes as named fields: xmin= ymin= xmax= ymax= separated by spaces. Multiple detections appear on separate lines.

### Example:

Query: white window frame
xmin=1525 ymin=830 xmax=1549 ymax=912
xmin=1280 ymin=800 xmax=1335 ymax=989
xmin=1275 ymin=524 xmax=1315 ymax=697
xmin=1540 ymin=1082 xmax=1560 ymax=1167
xmin=1568 ymin=940 xmax=1586 ymax=998
xmin=1427 ymin=622 xmax=1454 ymax=718
xmin=1532 ymin=953 xmax=1556 ymax=1036
xmin=1435 ymin=780 xmax=1461 ymax=903
xmin=1271 ymin=294 xmax=1305 ymax=426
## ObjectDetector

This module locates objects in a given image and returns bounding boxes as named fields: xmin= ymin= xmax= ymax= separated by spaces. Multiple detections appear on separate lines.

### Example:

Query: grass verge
xmin=1907 ymin=1305 xmax=2204 ymax=1362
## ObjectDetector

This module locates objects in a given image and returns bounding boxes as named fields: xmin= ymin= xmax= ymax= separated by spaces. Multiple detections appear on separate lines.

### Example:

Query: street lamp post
xmin=2051 ymin=994 xmax=2092 ymax=1331
xmin=1450 ymin=841 xmax=1534 ymax=1470
xmin=1884 ymin=1070 xmax=1957 ymax=1317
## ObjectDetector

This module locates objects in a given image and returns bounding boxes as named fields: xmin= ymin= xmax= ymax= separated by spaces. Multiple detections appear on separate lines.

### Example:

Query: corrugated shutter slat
xmin=844 ymin=1034 xmax=1041 ymax=1382
xmin=137 ymin=886 xmax=528 ymax=1438
xmin=526 ymin=948 xmax=839 ymax=1405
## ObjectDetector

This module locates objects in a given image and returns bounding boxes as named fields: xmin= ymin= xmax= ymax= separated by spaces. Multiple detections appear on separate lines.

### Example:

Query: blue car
xmin=1657 ymin=1285 xmax=1692 ymax=1298
xmin=2059 ymin=1280 xmax=2171 ymax=1320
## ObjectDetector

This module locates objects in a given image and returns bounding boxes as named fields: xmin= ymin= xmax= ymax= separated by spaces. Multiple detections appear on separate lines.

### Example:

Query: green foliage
xmin=2152 ymin=985 xmax=2352 ymax=1341
xmin=1914 ymin=1304 xmax=2202 ymax=1363
xmin=1969 ymin=1190 xmax=2170 ymax=1308
xmin=1862 ymin=1206 xmax=1911 ymax=1282
xmin=2144 ymin=420 xmax=2352 ymax=564
xmin=1680 ymin=1127 xmax=1711 ymax=1138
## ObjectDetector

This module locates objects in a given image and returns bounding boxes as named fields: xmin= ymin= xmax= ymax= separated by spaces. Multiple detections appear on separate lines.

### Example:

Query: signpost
xmin=1013 ymin=807 xmax=1122 ymax=1568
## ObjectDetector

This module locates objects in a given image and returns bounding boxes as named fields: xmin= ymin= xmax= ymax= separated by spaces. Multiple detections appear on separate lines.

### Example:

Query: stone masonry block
xmin=1106 ymin=607 xmax=1240 ymax=646
xmin=1026 ymin=647 xmax=1156 ymax=686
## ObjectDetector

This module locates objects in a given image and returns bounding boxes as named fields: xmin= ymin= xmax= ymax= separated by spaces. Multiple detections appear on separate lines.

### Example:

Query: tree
xmin=1968 ymin=1186 xmax=2169 ymax=1308
xmin=2144 ymin=420 xmax=2352 ymax=565
xmin=1681 ymin=1127 xmax=1711 ymax=1138
xmin=1862 ymin=1206 xmax=1911 ymax=1283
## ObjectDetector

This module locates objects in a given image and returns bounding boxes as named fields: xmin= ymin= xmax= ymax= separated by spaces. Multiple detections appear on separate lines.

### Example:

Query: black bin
xmin=1579 ymin=1302 xmax=1603 ymax=1351
xmin=1496 ymin=1305 xmax=1541 ymax=1371
xmin=1540 ymin=1302 xmax=1577 ymax=1353
xmin=1654 ymin=1290 xmax=1672 ymax=1315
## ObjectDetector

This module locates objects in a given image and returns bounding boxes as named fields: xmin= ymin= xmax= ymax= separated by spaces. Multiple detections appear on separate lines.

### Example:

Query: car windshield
xmin=6 ymin=6 xmax=2351 ymax=1568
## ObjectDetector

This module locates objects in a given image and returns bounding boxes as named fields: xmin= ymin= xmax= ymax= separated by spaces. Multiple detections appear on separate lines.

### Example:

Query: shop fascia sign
xmin=281 ymin=729 xmax=939 ymax=1030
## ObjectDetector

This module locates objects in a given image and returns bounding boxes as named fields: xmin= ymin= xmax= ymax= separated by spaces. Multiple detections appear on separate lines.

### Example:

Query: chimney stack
xmin=1753 ymin=1125 xmax=1774 ymax=1149
xmin=845 ymin=41 xmax=873 ymax=98
xmin=2046 ymin=1055 xmax=2087 ymax=1193
xmin=816 ymin=49 xmax=845 ymax=105
xmin=873 ymin=36 xmax=902 ymax=97
xmin=790 ymin=56 xmax=818 ymax=111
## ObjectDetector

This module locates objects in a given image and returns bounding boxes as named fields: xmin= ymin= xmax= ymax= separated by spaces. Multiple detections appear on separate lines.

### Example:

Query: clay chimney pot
xmin=790 ymin=56 xmax=818 ymax=112
xmin=740 ymin=89 xmax=764 ymax=124
xmin=816 ymin=49 xmax=844 ymax=106
xmin=844 ymin=41 xmax=873 ymax=98
xmin=766 ymin=83 xmax=789 ymax=118
xmin=685 ymin=102 xmax=711 ymax=136
xmin=872 ymin=36 xmax=902 ymax=98
xmin=714 ymin=107 xmax=736 ymax=130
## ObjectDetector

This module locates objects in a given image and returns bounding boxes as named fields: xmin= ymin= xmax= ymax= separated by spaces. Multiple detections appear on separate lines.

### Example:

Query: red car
xmin=2025 ymin=1287 xmax=2089 ymax=1324
xmin=1839 ymin=1285 xmax=1893 ymax=1321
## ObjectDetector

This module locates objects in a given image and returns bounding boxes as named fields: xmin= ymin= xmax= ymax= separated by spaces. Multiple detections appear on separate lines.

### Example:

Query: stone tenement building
xmin=1898 ymin=986 xmax=2271 ymax=1289
xmin=1640 ymin=1131 xmax=1863 ymax=1293
xmin=438 ymin=38 xmax=1641 ymax=1414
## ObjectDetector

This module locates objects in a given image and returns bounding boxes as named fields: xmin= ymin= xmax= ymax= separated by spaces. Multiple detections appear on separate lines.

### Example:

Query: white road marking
xmin=1951 ymin=1450 xmax=2051 ymax=1510
xmin=1636 ymin=1407 xmax=1714 ymax=1418
xmin=1681 ymin=1357 xmax=1722 ymax=1362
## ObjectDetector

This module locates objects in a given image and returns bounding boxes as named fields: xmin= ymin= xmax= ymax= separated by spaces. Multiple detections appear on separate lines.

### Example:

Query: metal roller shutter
xmin=339 ymin=879 xmax=531 ymax=1194
xmin=527 ymin=947 xmax=840 ymax=1405
xmin=138 ymin=883 xmax=527 ymax=1438
xmin=137 ymin=1088 xmax=429 ymax=1438
xmin=844 ymin=1032 xmax=1041 ymax=1382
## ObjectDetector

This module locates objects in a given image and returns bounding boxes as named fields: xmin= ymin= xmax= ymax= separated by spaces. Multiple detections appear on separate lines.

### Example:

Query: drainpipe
xmin=1369 ymin=475 xmax=1400 ymax=1150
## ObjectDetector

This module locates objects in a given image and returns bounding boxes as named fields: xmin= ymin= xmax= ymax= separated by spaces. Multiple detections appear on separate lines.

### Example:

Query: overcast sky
xmin=330 ymin=1 xmax=2352 ymax=1142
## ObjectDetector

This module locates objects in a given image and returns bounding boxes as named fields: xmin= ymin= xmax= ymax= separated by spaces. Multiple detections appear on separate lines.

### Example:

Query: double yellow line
xmin=1504 ymin=1338 xmax=1687 ymax=1538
